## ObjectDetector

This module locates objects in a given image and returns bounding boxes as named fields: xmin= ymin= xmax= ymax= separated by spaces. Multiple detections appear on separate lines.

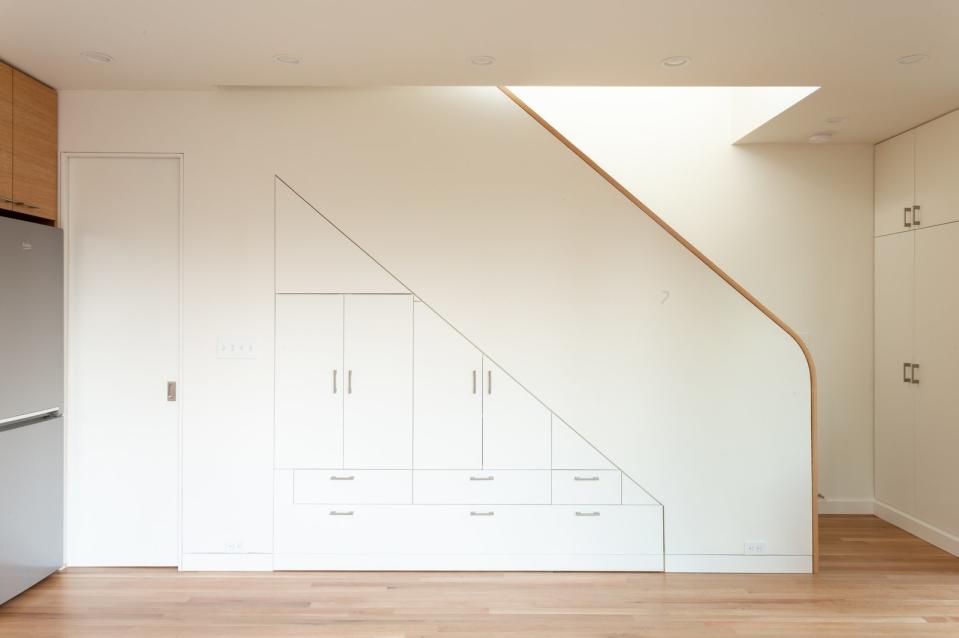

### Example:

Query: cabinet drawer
xmin=413 ymin=470 xmax=548 ymax=504
xmin=551 ymin=470 xmax=621 ymax=504
xmin=294 ymin=469 xmax=411 ymax=504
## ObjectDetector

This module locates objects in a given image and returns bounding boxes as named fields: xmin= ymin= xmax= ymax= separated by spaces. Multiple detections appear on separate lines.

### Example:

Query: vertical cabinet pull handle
xmin=903 ymin=362 xmax=912 ymax=383
xmin=333 ymin=369 xmax=338 ymax=394
xmin=904 ymin=207 xmax=912 ymax=228
xmin=911 ymin=363 xmax=920 ymax=384
xmin=913 ymin=205 xmax=921 ymax=226
xmin=348 ymin=370 xmax=352 ymax=394
xmin=472 ymin=370 xmax=477 ymax=394
xmin=487 ymin=370 xmax=492 ymax=395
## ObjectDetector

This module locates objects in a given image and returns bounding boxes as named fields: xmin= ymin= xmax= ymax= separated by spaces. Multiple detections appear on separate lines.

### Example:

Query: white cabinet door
xmin=916 ymin=110 xmax=959 ymax=229
xmin=275 ymin=294 xmax=344 ymax=469
xmin=344 ymin=295 xmax=413 ymax=468
xmin=874 ymin=232 xmax=916 ymax=511
xmin=413 ymin=303 xmax=482 ymax=469
xmin=915 ymin=224 xmax=959 ymax=534
xmin=875 ymin=131 xmax=915 ymax=237
xmin=482 ymin=358 xmax=550 ymax=469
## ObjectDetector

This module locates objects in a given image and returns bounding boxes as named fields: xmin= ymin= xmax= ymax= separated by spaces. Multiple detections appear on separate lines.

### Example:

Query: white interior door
xmin=275 ymin=294 xmax=344 ymax=469
xmin=343 ymin=294 xmax=413 ymax=468
xmin=914 ymin=224 xmax=959 ymax=533
xmin=413 ymin=302 xmax=482 ymax=469
xmin=482 ymin=357 xmax=550 ymax=469
xmin=915 ymin=110 xmax=959 ymax=229
xmin=874 ymin=131 xmax=915 ymax=237
xmin=65 ymin=155 xmax=180 ymax=565
xmin=873 ymin=231 xmax=916 ymax=512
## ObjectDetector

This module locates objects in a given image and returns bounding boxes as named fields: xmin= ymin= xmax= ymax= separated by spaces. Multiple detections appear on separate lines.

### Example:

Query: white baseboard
xmin=664 ymin=554 xmax=812 ymax=574
xmin=180 ymin=553 xmax=273 ymax=571
xmin=273 ymin=553 xmax=664 ymax=571
xmin=874 ymin=501 xmax=959 ymax=558
xmin=818 ymin=498 xmax=875 ymax=515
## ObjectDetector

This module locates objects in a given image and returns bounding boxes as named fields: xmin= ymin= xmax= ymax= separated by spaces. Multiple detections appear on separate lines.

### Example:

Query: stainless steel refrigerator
xmin=0 ymin=215 xmax=64 ymax=605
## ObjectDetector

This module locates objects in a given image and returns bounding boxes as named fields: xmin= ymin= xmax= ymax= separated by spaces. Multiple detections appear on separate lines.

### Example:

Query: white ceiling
xmin=1 ymin=0 xmax=958 ymax=143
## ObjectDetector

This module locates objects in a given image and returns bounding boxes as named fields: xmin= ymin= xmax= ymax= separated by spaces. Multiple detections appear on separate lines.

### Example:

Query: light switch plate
xmin=217 ymin=337 xmax=257 ymax=359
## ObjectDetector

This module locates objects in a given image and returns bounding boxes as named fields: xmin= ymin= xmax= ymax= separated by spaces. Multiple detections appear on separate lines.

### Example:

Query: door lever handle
xmin=911 ymin=363 xmax=920 ymax=384
xmin=904 ymin=207 xmax=913 ymax=228
xmin=903 ymin=362 xmax=912 ymax=383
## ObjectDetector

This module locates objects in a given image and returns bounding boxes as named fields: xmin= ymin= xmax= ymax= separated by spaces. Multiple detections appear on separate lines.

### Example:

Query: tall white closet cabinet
xmin=874 ymin=108 xmax=959 ymax=551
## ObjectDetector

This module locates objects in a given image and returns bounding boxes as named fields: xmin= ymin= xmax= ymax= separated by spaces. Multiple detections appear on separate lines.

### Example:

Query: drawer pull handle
xmin=330 ymin=475 xmax=355 ymax=481
xmin=575 ymin=511 xmax=601 ymax=517
xmin=470 ymin=511 xmax=495 ymax=516
xmin=469 ymin=476 xmax=494 ymax=481
xmin=329 ymin=510 xmax=354 ymax=516
xmin=574 ymin=476 xmax=600 ymax=481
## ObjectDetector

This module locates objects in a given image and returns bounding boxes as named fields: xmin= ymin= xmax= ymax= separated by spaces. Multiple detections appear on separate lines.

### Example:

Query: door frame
xmin=59 ymin=152 xmax=184 ymax=567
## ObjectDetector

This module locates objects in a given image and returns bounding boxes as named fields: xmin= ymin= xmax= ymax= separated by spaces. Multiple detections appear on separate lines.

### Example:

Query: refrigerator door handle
xmin=0 ymin=408 xmax=61 ymax=431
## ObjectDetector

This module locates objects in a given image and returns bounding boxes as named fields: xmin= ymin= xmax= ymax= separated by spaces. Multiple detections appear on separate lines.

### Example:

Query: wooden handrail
xmin=497 ymin=86 xmax=819 ymax=572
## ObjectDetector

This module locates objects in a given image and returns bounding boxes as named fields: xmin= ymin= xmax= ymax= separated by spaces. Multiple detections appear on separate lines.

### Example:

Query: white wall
xmin=513 ymin=87 xmax=875 ymax=512
xmin=60 ymin=87 xmax=822 ymax=570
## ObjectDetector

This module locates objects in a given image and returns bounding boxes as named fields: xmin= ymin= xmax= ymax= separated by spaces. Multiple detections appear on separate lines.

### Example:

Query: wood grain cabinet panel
xmin=11 ymin=69 xmax=57 ymax=222
xmin=0 ymin=63 xmax=12 ymax=202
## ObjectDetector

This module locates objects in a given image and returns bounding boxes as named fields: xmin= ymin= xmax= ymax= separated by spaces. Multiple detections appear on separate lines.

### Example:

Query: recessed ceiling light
xmin=273 ymin=54 xmax=301 ymax=65
xmin=897 ymin=53 xmax=928 ymax=65
xmin=470 ymin=55 xmax=495 ymax=66
xmin=661 ymin=55 xmax=691 ymax=68
xmin=825 ymin=116 xmax=848 ymax=125
xmin=80 ymin=51 xmax=113 ymax=64
xmin=808 ymin=131 xmax=834 ymax=144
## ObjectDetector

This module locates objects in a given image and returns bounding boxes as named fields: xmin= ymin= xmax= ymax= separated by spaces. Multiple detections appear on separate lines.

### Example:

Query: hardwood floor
xmin=1 ymin=515 xmax=958 ymax=637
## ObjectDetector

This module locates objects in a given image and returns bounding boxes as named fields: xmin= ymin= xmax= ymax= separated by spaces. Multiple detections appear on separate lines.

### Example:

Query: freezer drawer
xmin=0 ymin=415 xmax=63 ymax=604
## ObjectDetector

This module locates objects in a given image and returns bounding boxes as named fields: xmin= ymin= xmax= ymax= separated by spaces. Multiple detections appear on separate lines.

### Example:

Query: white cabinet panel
xmin=551 ymin=470 xmax=621 ymax=504
xmin=413 ymin=470 xmax=549 ymax=504
xmin=551 ymin=415 xmax=615 ymax=469
xmin=875 ymin=131 xmax=915 ymax=237
xmin=482 ymin=358 xmax=550 ymax=469
xmin=294 ymin=469 xmax=411 ymax=504
xmin=343 ymin=295 xmax=413 ymax=468
xmin=916 ymin=110 xmax=959 ymax=229
xmin=275 ymin=295 xmax=344 ymax=469
xmin=413 ymin=303 xmax=482 ymax=469
xmin=275 ymin=180 xmax=407 ymax=293
xmin=874 ymin=232 xmax=916 ymax=511
xmin=915 ymin=224 xmax=959 ymax=533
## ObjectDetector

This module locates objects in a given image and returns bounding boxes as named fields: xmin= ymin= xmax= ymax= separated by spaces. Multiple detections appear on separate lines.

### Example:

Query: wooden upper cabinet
xmin=0 ymin=63 xmax=12 ymax=203
xmin=11 ymin=69 xmax=57 ymax=222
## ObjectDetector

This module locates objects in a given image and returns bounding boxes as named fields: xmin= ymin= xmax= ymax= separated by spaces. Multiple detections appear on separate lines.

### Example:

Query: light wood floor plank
xmin=1 ymin=515 xmax=958 ymax=637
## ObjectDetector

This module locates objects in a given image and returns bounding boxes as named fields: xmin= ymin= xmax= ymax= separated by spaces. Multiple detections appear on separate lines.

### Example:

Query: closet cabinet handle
xmin=330 ymin=475 xmax=355 ymax=481
xmin=333 ymin=369 xmax=338 ymax=394
xmin=329 ymin=510 xmax=354 ymax=516
xmin=911 ymin=363 xmax=920 ymax=384
xmin=470 ymin=511 xmax=495 ymax=517
xmin=574 ymin=476 xmax=600 ymax=481
xmin=469 ymin=475 xmax=494 ymax=481
xmin=913 ymin=205 xmax=921 ymax=226
xmin=472 ymin=370 xmax=477 ymax=394
xmin=903 ymin=362 xmax=912 ymax=383
xmin=575 ymin=511 xmax=601 ymax=517
xmin=348 ymin=370 xmax=352 ymax=394
xmin=904 ymin=207 xmax=912 ymax=228
xmin=487 ymin=370 xmax=492 ymax=395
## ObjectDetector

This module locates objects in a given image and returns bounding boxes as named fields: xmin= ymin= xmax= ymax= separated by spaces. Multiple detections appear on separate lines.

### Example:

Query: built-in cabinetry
xmin=270 ymin=179 xmax=663 ymax=571
xmin=874 ymin=108 xmax=959 ymax=549
xmin=0 ymin=62 xmax=57 ymax=224
xmin=874 ymin=110 xmax=959 ymax=236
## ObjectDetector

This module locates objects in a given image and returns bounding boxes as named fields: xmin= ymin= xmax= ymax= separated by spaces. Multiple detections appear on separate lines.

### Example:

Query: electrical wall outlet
xmin=217 ymin=337 xmax=257 ymax=359
xmin=225 ymin=541 xmax=244 ymax=552
xmin=744 ymin=540 xmax=767 ymax=555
